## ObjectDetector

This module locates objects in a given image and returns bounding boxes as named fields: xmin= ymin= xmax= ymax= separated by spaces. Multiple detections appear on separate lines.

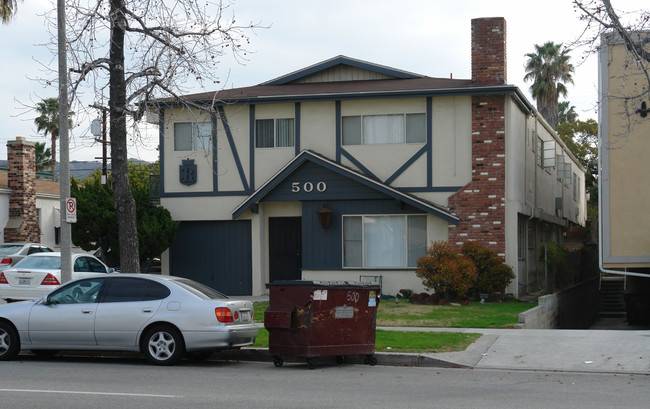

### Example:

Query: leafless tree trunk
xmin=43 ymin=0 xmax=260 ymax=273
xmin=109 ymin=0 xmax=139 ymax=272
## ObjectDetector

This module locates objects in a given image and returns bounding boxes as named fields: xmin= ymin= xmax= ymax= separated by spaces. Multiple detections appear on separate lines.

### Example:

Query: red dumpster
xmin=264 ymin=280 xmax=380 ymax=369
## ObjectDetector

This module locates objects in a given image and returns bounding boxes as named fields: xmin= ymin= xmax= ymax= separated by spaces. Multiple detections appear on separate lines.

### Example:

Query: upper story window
xmin=342 ymin=113 xmax=426 ymax=145
xmin=255 ymin=118 xmax=295 ymax=148
xmin=174 ymin=122 xmax=211 ymax=151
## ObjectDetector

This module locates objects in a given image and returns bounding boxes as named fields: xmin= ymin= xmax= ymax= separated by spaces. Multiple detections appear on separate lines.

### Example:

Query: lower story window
xmin=343 ymin=214 xmax=426 ymax=268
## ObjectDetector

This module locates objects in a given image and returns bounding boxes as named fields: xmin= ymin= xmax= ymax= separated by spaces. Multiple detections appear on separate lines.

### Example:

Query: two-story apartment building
xmin=154 ymin=18 xmax=586 ymax=296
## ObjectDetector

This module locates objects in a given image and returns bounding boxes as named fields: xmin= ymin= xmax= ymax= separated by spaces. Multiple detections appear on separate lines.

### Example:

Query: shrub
xmin=416 ymin=241 xmax=477 ymax=300
xmin=461 ymin=241 xmax=515 ymax=295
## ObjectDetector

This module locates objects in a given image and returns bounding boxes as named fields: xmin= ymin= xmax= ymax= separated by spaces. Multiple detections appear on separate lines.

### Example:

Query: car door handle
xmin=82 ymin=309 xmax=93 ymax=314
xmin=142 ymin=308 xmax=153 ymax=313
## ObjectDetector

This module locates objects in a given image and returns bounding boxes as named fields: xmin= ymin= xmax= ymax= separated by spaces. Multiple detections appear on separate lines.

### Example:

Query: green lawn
xmin=254 ymin=299 xmax=535 ymax=328
xmin=376 ymin=300 xmax=535 ymax=328
xmin=251 ymin=299 xmax=535 ymax=353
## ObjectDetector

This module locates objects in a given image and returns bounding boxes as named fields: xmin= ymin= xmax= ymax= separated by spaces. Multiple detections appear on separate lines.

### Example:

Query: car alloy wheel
xmin=143 ymin=325 xmax=184 ymax=366
xmin=0 ymin=322 xmax=20 ymax=361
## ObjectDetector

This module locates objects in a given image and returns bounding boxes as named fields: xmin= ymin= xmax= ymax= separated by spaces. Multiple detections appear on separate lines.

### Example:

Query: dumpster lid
xmin=266 ymin=280 xmax=380 ymax=288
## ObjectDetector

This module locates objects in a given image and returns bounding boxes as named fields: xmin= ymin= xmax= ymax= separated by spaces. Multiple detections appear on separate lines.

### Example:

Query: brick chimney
xmin=448 ymin=18 xmax=508 ymax=258
xmin=471 ymin=17 xmax=507 ymax=85
xmin=4 ymin=137 xmax=41 ymax=243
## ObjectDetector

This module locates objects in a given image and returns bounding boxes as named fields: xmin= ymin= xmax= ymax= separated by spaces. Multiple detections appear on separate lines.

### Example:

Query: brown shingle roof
xmin=0 ymin=171 xmax=60 ymax=196
xmin=176 ymin=77 xmax=475 ymax=103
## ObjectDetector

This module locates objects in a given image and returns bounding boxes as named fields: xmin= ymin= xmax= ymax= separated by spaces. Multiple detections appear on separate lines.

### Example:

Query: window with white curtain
xmin=343 ymin=214 xmax=427 ymax=268
xmin=174 ymin=122 xmax=211 ymax=151
xmin=255 ymin=118 xmax=294 ymax=148
xmin=342 ymin=113 xmax=426 ymax=145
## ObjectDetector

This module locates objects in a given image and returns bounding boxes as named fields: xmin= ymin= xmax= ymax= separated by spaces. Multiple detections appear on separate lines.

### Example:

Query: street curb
xmin=219 ymin=348 xmax=468 ymax=369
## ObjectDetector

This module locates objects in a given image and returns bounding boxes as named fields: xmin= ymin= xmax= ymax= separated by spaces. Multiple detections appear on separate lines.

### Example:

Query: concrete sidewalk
xmin=233 ymin=323 xmax=650 ymax=374
xmin=379 ymin=326 xmax=650 ymax=374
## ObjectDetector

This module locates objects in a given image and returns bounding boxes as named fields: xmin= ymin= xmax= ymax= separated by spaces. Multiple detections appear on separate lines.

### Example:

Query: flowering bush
xmin=416 ymin=241 xmax=477 ymax=300
xmin=461 ymin=241 xmax=514 ymax=295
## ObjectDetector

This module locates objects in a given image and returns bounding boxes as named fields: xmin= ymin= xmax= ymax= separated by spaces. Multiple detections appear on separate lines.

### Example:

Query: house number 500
xmin=291 ymin=182 xmax=327 ymax=193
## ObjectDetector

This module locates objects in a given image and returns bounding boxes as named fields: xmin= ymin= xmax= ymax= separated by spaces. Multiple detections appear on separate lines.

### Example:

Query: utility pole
xmin=57 ymin=0 xmax=72 ymax=283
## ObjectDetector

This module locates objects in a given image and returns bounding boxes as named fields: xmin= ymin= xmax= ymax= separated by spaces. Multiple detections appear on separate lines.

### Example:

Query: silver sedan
xmin=0 ymin=274 xmax=258 ymax=365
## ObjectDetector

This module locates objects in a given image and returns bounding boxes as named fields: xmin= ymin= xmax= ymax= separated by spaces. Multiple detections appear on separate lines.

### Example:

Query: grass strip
xmin=251 ymin=328 xmax=481 ymax=353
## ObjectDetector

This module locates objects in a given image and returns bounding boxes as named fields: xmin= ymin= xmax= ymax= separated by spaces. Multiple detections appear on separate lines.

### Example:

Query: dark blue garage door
xmin=170 ymin=220 xmax=252 ymax=295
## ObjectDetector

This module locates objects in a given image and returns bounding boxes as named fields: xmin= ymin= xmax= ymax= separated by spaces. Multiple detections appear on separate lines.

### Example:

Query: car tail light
xmin=0 ymin=273 xmax=7 ymax=284
xmin=215 ymin=307 xmax=233 ymax=323
xmin=41 ymin=274 xmax=60 ymax=286
xmin=0 ymin=257 xmax=12 ymax=266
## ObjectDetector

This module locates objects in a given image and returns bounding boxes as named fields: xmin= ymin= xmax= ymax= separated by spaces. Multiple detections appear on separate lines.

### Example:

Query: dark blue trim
xmin=249 ymin=105 xmax=255 ymax=190
xmin=211 ymin=113 xmax=218 ymax=192
xmin=232 ymin=150 xmax=459 ymax=224
xmin=339 ymin=150 xmax=377 ymax=180
xmin=217 ymin=106 xmax=249 ymax=192
xmin=385 ymin=145 xmax=428 ymax=185
xmin=335 ymin=101 xmax=341 ymax=162
xmin=426 ymin=97 xmax=433 ymax=188
xmin=159 ymin=110 xmax=165 ymax=194
xmin=294 ymin=103 xmax=301 ymax=156
xmin=262 ymin=56 xmax=422 ymax=85
xmin=161 ymin=190 xmax=252 ymax=198
xmin=400 ymin=186 xmax=463 ymax=193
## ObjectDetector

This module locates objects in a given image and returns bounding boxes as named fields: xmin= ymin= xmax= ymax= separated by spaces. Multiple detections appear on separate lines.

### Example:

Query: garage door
xmin=170 ymin=220 xmax=252 ymax=295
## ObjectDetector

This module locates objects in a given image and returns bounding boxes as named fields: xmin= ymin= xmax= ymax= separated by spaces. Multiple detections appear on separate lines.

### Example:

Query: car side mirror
xmin=44 ymin=296 xmax=58 ymax=306
xmin=108 ymin=268 xmax=115 ymax=273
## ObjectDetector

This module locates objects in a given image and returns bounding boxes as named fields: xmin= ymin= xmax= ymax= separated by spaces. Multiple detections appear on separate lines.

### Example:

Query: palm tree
xmin=34 ymin=98 xmax=74 ymax=179
xmin=34 ymin=142 xmax=52 ymax=173
xmin=558 ymin=101 xmax=578 ymax=125
xmin=1 ymin=0 xmax=17 ymax=24
xmin=524 ymin=42 xmax=574 ymax=129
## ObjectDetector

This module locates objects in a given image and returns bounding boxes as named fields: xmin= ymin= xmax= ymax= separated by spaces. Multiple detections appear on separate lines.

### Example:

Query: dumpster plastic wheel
xmin=335 ymin=355 xmax=345 ymax=365
xmin=273 ymin=356 xmax=284 ymax=367
xmin=307 ymin=358 xmax=317 ymax=369
xmin=367 ymin=354 xmax=377 ymax=366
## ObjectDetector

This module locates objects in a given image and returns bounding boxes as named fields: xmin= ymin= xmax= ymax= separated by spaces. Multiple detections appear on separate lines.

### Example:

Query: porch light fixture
xmin=317 ymin=204 xmax=333 ymax=229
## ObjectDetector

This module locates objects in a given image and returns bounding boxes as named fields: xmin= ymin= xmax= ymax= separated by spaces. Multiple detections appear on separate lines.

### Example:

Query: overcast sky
xmin=0 ymin=0 xmax=643 ymax=164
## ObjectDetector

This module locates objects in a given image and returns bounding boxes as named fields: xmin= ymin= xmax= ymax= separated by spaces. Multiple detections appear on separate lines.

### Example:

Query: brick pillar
xmin=448 ymin=95 xmax=506 ymax=257
xmin=471 ymin=17 xmax=507 ymax=86
xmin=448 ymin=18 xmax=508 ymax=258
xmin=4 ymin=137 xmax=41 ymax=243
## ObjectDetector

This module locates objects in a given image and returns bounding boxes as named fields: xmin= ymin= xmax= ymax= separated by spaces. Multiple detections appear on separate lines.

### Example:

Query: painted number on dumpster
xmin=346 ymin=291 xmax=360 ymax=303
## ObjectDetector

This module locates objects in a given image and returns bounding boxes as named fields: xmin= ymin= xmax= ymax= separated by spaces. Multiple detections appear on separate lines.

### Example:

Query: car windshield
xmin=13 ymin=256 xmax=60 ymax=270
xmin=0 ymin=245 xmax=23 ymax=256
xmin=173 ymin=278 xmax=228 ymax=300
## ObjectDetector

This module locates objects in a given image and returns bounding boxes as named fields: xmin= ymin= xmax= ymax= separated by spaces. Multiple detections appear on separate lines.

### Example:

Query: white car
xmin=0 ymin=243 xmax=54 ymax=272
xmin=0 ymin=252 xmax=114 ymax=302
xmin=0 ymin=274 xmax=258 ymax=365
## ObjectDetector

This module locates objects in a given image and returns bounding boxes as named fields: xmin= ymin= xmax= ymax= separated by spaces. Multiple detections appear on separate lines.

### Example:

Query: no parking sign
xmin=66 ymin=198 xmax=77 ymax=223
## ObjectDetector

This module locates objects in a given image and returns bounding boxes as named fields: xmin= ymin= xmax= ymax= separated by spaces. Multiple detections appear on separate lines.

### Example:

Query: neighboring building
xmin=155 ymin=18 xmax=586 ymax=296
xmin=598 ymin=31 xmax=650 ymax=307
xmin=0 ymin=137 xmax=60 ymax=248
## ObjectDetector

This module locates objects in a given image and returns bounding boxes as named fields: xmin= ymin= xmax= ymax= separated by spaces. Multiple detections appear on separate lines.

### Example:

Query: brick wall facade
xmin=448 ymin=95 xmax=506 ymax=257
xmin=4 ymin=137 xmax=41 ymax=243
xmin=447 ymin=18 xmax=508 ymax=257
xmin=471 ymin=17 xmax=507 ymax=86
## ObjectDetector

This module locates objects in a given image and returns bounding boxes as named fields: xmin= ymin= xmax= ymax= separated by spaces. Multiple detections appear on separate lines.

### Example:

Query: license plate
xmin=240 ymin=311 xmax=250 ymax=322
xmin=18 ymin=278 xmax=31 ymax=285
